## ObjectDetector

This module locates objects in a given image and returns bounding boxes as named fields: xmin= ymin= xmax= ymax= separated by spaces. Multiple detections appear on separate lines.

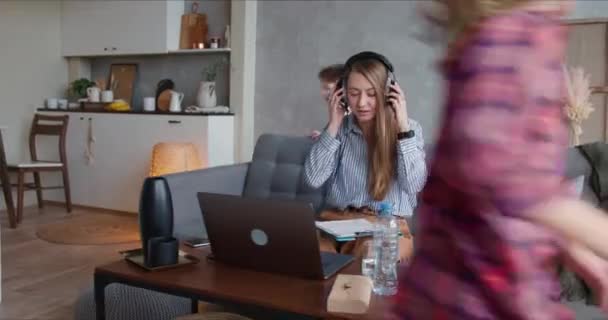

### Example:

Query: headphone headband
xmin=344 ymin=51 xmax=394 ymax=73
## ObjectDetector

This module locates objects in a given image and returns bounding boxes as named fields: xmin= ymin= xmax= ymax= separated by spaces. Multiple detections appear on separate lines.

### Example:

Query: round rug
xmin=36 ymin=213 xmax=140 ymax=245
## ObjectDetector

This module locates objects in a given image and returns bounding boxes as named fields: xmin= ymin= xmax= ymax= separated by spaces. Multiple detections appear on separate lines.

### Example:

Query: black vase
xmin=139 ymin=177 xmax=174 ymax=267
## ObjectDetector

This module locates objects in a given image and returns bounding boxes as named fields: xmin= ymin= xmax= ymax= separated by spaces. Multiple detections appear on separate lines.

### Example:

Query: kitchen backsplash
xmin=90 ymin=53 xmax=230 ymax=111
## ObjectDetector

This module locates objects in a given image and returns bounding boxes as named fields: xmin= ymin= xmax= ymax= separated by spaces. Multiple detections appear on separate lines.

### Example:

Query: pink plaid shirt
xmin=391 ymin=9 xmax=573 ymax=320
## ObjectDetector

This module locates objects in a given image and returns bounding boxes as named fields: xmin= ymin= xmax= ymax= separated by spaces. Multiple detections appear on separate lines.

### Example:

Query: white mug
xmin=58 ymin=99 xmax=68 ymax=109
xmin=169 ymin=91 xmax=184 ymax=112
xmin=101 ymin=90 xmax=113 ymax=103
xmin=143 ymin=97 xmax=156 ymax=112
xmin=87 ymin=87 xmax=100 ymax=102
xmin=46 ymin=98 xmax=58 ymax=109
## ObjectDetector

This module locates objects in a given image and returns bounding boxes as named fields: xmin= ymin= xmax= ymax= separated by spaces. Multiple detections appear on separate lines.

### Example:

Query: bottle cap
xmin=378 ymin=202 xmax=393 ymax=216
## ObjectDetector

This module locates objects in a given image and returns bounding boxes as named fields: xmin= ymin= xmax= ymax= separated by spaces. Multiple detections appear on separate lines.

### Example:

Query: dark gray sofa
xmin=74 ymin=134 xmax=606 ymax=320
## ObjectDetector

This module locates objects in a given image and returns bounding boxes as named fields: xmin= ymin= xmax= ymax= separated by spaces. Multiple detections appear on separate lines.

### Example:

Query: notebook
xmin=315 ymin=219 xmax=375 ymax=242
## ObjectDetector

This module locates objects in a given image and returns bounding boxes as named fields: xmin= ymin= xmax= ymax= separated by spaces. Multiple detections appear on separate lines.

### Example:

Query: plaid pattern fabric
xmin=391 ymin=10 xmax=573 ymax=320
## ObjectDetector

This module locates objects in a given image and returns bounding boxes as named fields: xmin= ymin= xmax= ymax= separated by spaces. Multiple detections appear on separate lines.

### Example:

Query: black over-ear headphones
xmin=336 ymin=51 xmax=398 ymax=110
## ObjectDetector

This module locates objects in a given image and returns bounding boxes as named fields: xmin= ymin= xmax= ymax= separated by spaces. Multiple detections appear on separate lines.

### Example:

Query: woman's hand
xmin=387 ymin=82 xmax=410 ymax=132
xmin=327 ymin=87 xmax=346 ymax=137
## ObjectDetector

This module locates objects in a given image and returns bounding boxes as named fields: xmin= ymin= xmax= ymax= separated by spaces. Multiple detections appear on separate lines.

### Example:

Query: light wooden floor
xmin=0 ymin=204 xmax=138 ymax=320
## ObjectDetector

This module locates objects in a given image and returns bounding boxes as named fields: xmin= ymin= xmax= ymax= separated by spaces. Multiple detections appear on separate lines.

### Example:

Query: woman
xmin=303 ymin=51 xmax=427 ymax=262
xmin=392 ymin=1 xmax=608 ymax=319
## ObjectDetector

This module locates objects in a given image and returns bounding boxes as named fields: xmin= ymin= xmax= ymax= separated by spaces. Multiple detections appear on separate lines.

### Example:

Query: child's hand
xmin=581 ymin=255 xmax=608 ymax=311
xmin=564 ymin=242 xmax=608 ymax=311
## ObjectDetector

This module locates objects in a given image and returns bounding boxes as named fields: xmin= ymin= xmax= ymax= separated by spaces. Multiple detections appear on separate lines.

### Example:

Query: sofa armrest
xmin=162 ymin=163 xmax=250 ymax=239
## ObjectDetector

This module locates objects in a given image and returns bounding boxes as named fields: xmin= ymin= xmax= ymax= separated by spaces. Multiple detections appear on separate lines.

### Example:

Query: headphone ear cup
xmin=385 ymin=77 xmax=393 ymax=105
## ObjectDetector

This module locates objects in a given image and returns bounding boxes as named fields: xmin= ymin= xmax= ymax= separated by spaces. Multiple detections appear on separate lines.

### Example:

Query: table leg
xmin=191 ymin=299 xmax=199 ymax=313
xmin=94 ymin=273 xmax=110 ymax=320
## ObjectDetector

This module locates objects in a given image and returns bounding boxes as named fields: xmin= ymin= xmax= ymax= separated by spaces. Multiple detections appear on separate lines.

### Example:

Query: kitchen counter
xmin=36 ymin=108 xmax=234 ymax=116
xmin=35 ymin=110 xmax=234 ymax=213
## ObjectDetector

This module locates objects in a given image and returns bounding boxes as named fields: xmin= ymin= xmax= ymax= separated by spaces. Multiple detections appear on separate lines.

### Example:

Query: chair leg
xmin=16 ymin=170 xmax=24 ymax=223
xmin=0 ymin=171 xmax=16 ymax=228
xmin=33 ymin=172 xmax=43 ymax=209
xmin=61 ymin=167 xmax=72 ymax=213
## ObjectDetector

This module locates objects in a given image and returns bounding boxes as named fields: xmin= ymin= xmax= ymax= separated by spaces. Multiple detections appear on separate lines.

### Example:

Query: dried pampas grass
xmin=563 ymin=65 xmax=594 ymax=146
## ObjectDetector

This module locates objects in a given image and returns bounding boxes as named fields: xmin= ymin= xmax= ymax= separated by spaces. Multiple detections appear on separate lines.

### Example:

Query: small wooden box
xmin=327 ymin=274 xmax=373 ymax=314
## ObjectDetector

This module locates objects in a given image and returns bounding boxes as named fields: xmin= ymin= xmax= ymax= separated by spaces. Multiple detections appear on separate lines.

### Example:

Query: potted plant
xmin=70 ymin=78 xmax=96 ymax=101
xmin=197 ymin=58 xmax=228 ymax=108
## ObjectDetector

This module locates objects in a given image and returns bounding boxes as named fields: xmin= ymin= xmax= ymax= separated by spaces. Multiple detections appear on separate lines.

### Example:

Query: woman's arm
xmin=303 ymin=128 xmax=341 ymax=188
xmin=396 ymin=119 xmax=427 ymax=194
xmin=304 ymin=85 xmax=347 ymax=188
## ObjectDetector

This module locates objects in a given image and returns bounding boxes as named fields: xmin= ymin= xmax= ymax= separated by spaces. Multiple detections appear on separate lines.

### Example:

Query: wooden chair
xmin=0 ymin=129 xmax=17 ymax=228
xmin=8 ymin=114 xmax=71 ymax=224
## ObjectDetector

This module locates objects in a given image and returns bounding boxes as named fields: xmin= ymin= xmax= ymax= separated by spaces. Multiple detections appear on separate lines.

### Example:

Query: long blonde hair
xmin=349 ymin=60 xmax=398 ymax=201
xmin=425 ymin=0 xmax=566 ymax=42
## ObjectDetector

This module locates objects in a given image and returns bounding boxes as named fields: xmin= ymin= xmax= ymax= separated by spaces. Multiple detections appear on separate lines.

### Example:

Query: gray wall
xmin=572 ymin=1 xmax=608 ymax=19
xmin=254 ymin=1 xmax=443 ymax=142
xmin=253 ymin=0 xmax=608 ymax=143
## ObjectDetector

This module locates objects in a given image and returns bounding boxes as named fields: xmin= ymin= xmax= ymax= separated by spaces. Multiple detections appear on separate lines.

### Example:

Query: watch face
xmin=398 ymin=130 xmax=415 ymax=140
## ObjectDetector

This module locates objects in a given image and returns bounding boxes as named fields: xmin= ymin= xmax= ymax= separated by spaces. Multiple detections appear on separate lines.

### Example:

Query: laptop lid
xmin=197 ymin=192 xmax=325 ymax=279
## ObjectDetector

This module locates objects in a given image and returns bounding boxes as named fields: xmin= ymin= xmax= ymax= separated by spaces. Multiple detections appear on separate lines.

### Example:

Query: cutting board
xmin=179 ymin=2 xmax=208 ymax=49
xmin=157 ymin=90 xmax=172 ymax=112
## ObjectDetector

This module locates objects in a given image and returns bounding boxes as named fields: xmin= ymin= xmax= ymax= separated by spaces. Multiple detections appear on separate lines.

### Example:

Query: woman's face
xmin=346 ymin=72 xmax=378 ymax=124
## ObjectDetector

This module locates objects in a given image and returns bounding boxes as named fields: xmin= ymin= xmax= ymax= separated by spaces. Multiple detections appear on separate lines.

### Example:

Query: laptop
xmin=197 ymin=192 xmax=354 ymax=280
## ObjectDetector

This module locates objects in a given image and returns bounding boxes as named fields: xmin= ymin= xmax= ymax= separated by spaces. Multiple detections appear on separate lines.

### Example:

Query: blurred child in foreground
xmin=391 ymin=1 xmax=608 ymax=319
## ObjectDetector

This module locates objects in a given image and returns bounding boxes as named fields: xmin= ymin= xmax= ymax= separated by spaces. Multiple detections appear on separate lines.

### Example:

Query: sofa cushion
xmin=243 ymin=134 xmax=327 ymax=212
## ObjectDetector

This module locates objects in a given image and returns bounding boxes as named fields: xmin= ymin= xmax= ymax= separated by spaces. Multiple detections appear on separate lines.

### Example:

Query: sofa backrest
xmin=242 ymin=134 xmax=327 ymax=212
xmin=240 ymin=135 xmax=597 ymax=213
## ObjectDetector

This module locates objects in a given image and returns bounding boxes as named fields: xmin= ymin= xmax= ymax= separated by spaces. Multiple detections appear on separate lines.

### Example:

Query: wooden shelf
xmin=168 ymin=48 xmax=231 ymax=55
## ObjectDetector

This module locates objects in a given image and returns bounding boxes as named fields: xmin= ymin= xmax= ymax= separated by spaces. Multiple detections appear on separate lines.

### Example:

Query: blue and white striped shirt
xmin=304 ymin=115 xmax=427 ymax=216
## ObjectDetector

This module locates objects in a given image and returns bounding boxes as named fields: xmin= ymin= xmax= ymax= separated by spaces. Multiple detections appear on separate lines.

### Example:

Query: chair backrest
xmin=242 ymin=134 xmax=327 ymax=212
xmin=29 ymin=114 xmax=69 ymax=163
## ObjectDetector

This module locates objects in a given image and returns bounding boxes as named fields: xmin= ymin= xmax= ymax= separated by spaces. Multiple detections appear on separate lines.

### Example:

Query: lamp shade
xmin=149 ymin=142 xmax=203 ymax=177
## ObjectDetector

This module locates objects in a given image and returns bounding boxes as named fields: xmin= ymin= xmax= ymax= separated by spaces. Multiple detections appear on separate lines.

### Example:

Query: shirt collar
xmin=345 ymin=115 xmax=363 ymax=135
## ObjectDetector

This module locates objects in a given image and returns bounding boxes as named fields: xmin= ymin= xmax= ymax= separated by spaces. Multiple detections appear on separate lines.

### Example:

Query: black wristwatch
xmin=397 ymin=130 xmax=415 ymax=140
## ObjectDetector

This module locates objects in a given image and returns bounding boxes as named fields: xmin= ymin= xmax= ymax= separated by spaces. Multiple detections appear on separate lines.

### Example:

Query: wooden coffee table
xmin=94 ymin=246 xmax=391 ymax=320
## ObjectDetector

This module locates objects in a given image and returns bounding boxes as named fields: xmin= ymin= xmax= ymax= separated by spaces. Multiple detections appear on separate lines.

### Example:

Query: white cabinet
xmin=61 ymin=0 xmax=184 ymax=57
xmin=37 ymin=112 xmax=234 ymax=213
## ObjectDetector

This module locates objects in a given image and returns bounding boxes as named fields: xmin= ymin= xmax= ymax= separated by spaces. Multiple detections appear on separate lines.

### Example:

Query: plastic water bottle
xmin=372 ymin=202 xmax=399 ymax=296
